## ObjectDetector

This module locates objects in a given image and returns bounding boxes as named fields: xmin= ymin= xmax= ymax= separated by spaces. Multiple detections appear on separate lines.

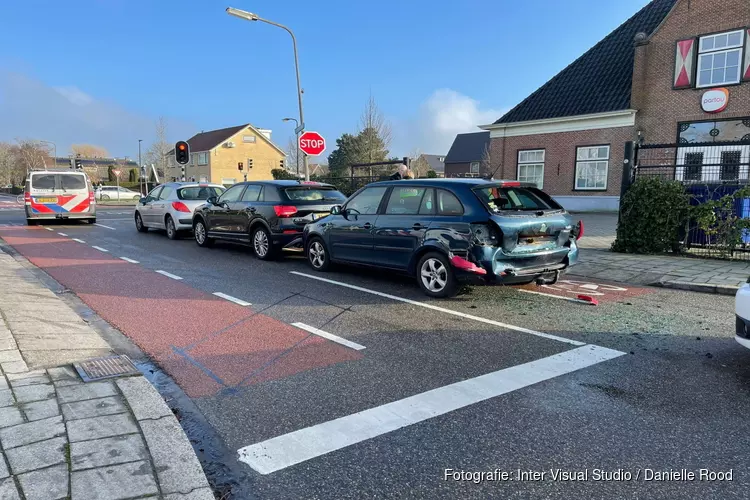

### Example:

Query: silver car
xmin=134 ymin=182 xmax=225 ymax=239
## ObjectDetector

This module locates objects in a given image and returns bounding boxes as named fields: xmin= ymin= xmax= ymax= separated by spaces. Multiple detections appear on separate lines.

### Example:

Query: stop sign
xmin=298 ymin=131 xmax=326 ymax=156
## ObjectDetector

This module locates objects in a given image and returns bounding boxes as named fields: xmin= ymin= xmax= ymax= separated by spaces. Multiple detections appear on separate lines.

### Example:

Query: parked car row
xmin=134 ymin=179 xmax=583 ymax=298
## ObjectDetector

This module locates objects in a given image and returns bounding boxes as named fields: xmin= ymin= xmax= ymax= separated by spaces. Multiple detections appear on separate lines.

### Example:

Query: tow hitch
xmin=535 ymin=270 xmax=560 ymax=286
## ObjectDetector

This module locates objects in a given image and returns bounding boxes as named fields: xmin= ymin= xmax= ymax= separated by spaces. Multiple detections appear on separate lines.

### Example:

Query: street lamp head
xmin=226 ymin=7 xmax=259 ymax=21
xmin=282 ymin=117 xmax=297 ymax=123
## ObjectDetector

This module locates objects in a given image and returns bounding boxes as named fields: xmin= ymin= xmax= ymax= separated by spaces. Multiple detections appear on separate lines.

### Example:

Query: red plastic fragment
xmin=577 ymin=294 xmax=598 ymax=305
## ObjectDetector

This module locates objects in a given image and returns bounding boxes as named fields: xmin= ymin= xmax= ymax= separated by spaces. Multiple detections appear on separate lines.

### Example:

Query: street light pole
xmin=282 ymin=117 xmax=300 ymax=177
xmin=138 ymin=139 xmax=143 ymax=194
xmin=227 ymin=7 xmax=309 ymax=181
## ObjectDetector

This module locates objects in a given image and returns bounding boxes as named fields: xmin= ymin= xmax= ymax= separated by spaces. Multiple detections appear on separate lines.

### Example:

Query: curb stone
xmin=657 ymin=281 xmax=738 ymax=296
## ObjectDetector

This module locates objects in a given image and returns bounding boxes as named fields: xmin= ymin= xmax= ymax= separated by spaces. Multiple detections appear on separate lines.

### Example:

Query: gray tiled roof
xmin=444 ymin=132 xmax=490 ymax=163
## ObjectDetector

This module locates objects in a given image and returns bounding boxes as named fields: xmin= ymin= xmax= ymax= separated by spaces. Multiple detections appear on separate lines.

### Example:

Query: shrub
xmin=271 ymin=168 xmax=298 ymax=180
xmin=611 ymin=177 xmax=690 ymax=254
xmin=426 ymin=170 xmax=438 ymax=178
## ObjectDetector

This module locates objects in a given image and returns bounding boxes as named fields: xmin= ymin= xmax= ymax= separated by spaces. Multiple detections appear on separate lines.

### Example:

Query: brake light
xmin=499 ymin=181 xmax=521 ymax=187
xmin=24 ymin=192 xmax=31 ymax=203
xmin=274 ymin=205 xmax=298 ymax=217
xmin=88 ymin=191 xmax=95 ymax=203
xmin=172 ymin=202 xmax=191 ymax=213
xmin=573 ymin=220 xmax=584 ymax=241
xmin=301 ymin=181 xmax=320 ymax=185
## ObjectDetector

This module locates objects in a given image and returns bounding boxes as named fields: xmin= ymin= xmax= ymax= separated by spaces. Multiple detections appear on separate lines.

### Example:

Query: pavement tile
xmin=21 ymin=399 xmax=60 ymax=422
xmin=61 ymin=396 xmax=127 ymax=421
xmin=56 ymin=381 xmax=117 ymax=403
xmin=6 ymin=321 xmax=92 ymax=336
xmin=22 ymin=350 xmax=112 ymax=369
xmin=15 ymin=334 xmax=109 ymax=351
xmin=0 ymin=378 xmax=6 ymax=392
xmin=0 ymin=452 xmax=7 ymax=479
xmin=0 ymin=338 xmax=15 ymax=351
xmin=116 ymin=376 xmax=172 ymax=421
xmin=0 ymin=389 xmax=15 ymax=408
xmin=0 ymin=416 xmax=65 ymax=449
xmin=140 ymin=417 xmax=209 ymax=495
xmin=66 ymin=413 xmax=139 ymax=442
xmin=16 ymin=464 xmax=68 ymax=500
xmin=2 ymin=307 xmax=83 ymax=323
xmin=0 ymin=407 xmax=24 ymax=429
xmin=164 ymin=487 xmax=216 ymax=500
xmin=7 ymin=370 xmax=50 ymax=387
xmin=71 ymin=433 xmax=148 ymax=471
xmin=47 ymin=366 xmax=79 ymax=382
xmin=0 ymin=361 xmax=28 ymax=374
xmin=5 ymin=436 xmax=66 ymax=474
xmin=71 ymin=460 xmax=158 ymax=500
xmin=0 ymin=350 xmax=21 ymax=364
xmin=12 ymin=384 xmax=55 ymax=404
xmin=0 ymin=477 xmax=20 ymax=500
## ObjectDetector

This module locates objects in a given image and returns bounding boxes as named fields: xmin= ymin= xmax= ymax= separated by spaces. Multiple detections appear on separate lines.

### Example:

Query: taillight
xmin=274 ymin=205 xmax=298 ymax=217
xmin=24 ymin=192 xmax=31 ymax=203
xmin=88 ymin=191 xmax=95 ymax=202
xmin=172 ymin=202 xmax=190 ymax=213
xmin=573 ymin=220 xmax=584 ymax=241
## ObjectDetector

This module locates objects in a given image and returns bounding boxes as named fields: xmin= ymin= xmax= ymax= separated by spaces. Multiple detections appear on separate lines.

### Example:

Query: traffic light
xmin=175 ymin=141 xmax=190 ymax=165
xmin=180 ymin=166 xmax=186 ymax=181
xmin=279 ymin=159 xmax=284 ymax=170
xmin=248 ymin=158 xmax=253 ymax=169
xmin=74 ymin=158 xmax=82 ymax=169
xmin=238 ymin=162 xmax=243 ymax=171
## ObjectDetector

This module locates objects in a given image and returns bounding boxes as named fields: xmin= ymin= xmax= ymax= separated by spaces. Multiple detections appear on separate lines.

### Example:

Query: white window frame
xmin=575 ymin=145 xmax=610 ymax=191
xmin=242 ymin=135 xmax=256 ymax=143
xmin=197 ymin=152 xmax=209 ymax=166
xmin=517 ymin=149 xmax=545 ymax=188
xmin=696 ymin=29 xmax=744 ymax=88
xmin=470 ymin=162 xmax=480 ymax=174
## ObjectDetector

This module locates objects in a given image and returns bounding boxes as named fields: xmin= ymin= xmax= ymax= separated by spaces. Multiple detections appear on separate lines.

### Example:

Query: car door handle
xmin=363 ymin=222 xmax=372 ymax=229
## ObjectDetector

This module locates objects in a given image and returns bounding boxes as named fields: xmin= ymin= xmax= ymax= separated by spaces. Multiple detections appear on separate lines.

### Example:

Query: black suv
xmin=193 ymin=180 xmax=347 ymax=259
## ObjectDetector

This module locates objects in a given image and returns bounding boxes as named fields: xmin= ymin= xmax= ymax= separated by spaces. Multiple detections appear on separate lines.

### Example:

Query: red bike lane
xmin=0 ymin=227 xmax=362 ymax=398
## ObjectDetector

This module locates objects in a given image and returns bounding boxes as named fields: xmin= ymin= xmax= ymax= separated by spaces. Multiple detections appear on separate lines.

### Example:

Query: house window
xmin=679 ymin=119 xmax=750 ymax=144
xmin=242 ymin=135 xmax=256 ymax=143
xmin=517 ymin=149 xmax=545 ymax=188
xmin=697 ymin=30 xmax=744 ymax=88
xmin=470 ymin=162 xmax=480 ymax=174
xmin=197 ymin=152 xmax=209 ymax=166
xmin=575 ymin=145 xmax=609 ymax=190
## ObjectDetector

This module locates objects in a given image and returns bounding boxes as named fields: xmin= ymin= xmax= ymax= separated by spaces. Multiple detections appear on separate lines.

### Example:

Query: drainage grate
xmin=73 ymin=355 xmax=140 ymax=382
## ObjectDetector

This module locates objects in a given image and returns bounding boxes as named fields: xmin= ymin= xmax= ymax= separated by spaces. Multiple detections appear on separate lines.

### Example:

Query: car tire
xmin=416 ymin=252 xmax=457 ymax=298
xmin=87 ymin=218 xmax=96 ymax=224
xmin=133 ymin=195 xmax=140 ymax=201
xmin=165 ymin=216 xmax=178 ymax=240
xmin=307 ymin=237 xmax=331 ymax=272
xmin=26 ymin=219 xmax=37 ymax=226
xmin=135 ymin=212 xmax=148 ymax=233
xmin=251 ymin=225 xmax=277 ymax=260
xmin=102 ymin=194 xmax=110 ymax=201
xmin=194 ymin=219 xmax=214 ymax=247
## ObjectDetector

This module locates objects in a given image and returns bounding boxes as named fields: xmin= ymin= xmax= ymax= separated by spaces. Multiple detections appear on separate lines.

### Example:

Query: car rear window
xmin=284 ymin=187 xmax=346 ymax=202
xmin=177 ymin=186 xmax=224 ymax=200
xmin=30 ymin=174 xmax=56 ymax=189
xmin=31 ymin=174 xmax=87 ymax=191
xmin=473 ymin=186 xmax=562 ymax=212
xmin=60 ymin=175 xmax=86 ymax=190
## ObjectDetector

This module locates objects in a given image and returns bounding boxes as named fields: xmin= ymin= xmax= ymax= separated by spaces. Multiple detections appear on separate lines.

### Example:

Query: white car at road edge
xmin=735 ymin=281 xmax=750 ymax=349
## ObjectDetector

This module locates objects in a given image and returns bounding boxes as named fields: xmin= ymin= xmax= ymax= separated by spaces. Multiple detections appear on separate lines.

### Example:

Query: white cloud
xmin=0 ymin=71 xmax=195 ymax=157
xmin=394 ymin=89 xmax=505 ymax=156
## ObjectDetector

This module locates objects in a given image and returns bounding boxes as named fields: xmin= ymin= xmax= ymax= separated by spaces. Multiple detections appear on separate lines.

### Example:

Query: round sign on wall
xmin=701 ymin=88 xmax=729 ymax=113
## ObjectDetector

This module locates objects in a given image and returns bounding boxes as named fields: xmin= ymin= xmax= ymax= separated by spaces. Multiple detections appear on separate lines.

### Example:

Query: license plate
xmin=36 ymin=197 xmax=57 ymax=203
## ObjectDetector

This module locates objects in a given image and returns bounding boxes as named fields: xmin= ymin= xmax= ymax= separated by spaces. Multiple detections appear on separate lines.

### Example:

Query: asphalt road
xmin=0 ymin=199 xmax=749 ymax=499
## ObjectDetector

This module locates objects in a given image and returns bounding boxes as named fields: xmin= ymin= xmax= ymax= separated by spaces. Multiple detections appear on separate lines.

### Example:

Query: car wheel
xmin=194 ymin=219 xmax=214 ymax=247
xmin=26 ymin=219 xmax=37 ymax=226
xmin=87 ymin=218 xmax=96 ymax=224
xmin=135 ymin=212 xmax=148 ymax=233
xmin=307 ymin=237 xmax=330 ymax=271
xmin=133 ymin=195 xmax=140 ymax=201
xmin=102 ymin=194 xmax=110 ymax=201
xmin=165 ymin=216 xmax=178 ymax=240
xmin=417 ymin=252 xmax=457 ymax=298
xmin=251 ymin=225 xmax=277 ymax=260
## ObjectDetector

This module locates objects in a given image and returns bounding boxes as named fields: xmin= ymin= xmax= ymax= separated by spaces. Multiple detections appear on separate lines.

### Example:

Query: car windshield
xmin=177 ymin=186 xmax=225 ymax=200
xmin=284 ymin=187 xmax=346 ymax=202
xmin=473 ymin=185 xmax=562 ymax=212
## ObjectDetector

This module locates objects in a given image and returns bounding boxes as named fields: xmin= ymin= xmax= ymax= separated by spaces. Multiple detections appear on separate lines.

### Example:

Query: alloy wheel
xmin=167 ymin=218 xmax=175 ymax=238
xmin=135 ymin=213 xmax=143 ymax=230
xmin=420 ymin=258 xmax=447 ymax=292
xmin=310 ymin=241 xmax=325 ymax=268
xmin=254 ymin=230 xmax=269 ymax=257
xmin=195 ymin=222 xmax=206 ymax=244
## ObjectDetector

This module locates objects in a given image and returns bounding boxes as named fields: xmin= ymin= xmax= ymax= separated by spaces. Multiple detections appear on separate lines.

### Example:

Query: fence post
xmin=617 ymin=141 xmax=636 ymax=228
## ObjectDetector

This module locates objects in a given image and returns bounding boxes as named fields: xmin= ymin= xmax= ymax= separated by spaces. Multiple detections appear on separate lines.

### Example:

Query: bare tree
xmin=71 ymin=144 xmax=109 ymax=158
xmin=286 ymin=137 xmax=300 ymax=175
xmin=15 ymin=139 xmax=51 ymax=174
xmin=406 ymin=148 xmax=430 ymax=178
xmin=358 ymin=93 xmax=392 ymax=163
xmin=0 ymin=143 xmax=15 ymax=187
xmin=481 ymin=143 xmax=494 ymax=177
xmin=144 ymin=117 xmax=171 ymax=178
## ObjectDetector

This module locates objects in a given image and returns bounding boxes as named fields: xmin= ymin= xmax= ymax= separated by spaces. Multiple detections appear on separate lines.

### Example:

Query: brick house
xmin=478 ymin=0 xmax=750 ymax=211
xmin=166 ymin=124 xmax=286 ymax=186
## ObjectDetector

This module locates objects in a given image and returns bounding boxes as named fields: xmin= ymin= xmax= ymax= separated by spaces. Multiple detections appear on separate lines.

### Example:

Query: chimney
xmin=258 ymin=129 xmax=272 ymax=140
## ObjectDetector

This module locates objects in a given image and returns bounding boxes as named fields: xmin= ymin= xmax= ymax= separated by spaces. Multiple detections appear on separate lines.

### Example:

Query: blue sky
xmin=0 ymin=0 xmax=651 ymax=160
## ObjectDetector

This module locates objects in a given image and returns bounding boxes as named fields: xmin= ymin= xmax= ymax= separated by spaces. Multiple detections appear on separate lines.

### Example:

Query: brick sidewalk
xmin=0 ymin=252 xmax=213 ymax=499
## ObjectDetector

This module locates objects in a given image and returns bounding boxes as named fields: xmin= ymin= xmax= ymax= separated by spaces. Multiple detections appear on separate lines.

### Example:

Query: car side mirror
xmin=206 ymin=196 xmax=218 ymax=206
xmin=139 ymin=197 xmax=148 ymax=205
xmin=330 ymin=205 xmax=342 ymax=215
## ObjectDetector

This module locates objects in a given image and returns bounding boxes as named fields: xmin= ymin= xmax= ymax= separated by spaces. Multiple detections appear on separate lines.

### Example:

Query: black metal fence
xmin=633 ymin=139 xmax=750 ymax=259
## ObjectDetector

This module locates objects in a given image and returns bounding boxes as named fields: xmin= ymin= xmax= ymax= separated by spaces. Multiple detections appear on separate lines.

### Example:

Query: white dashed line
xmin=72 ymin=238 xmax=85 ymax=243
xmin=292 ymin=322 xmax=365 ymax=351
xmin=45 ymin=227 xmax=54 ymax=231
xmin=212 ymin=292 xmax=251 ymax=306
xmin=91 ymin=246 xmax=109 ymax=252
xmin=156 ymin=270 xmax=183 ymax=280
xmin=57 ymin=232 xmax=68 ymax=236
xmin=290 ymin=271 xmax=585 ymax=346
xmin=238 ymin=345 xmax=625 ymax=474
xmin=94 ymin=223 xmax=116 ymax=230
xmin=119 ymin=257 xmax=140 ymax=264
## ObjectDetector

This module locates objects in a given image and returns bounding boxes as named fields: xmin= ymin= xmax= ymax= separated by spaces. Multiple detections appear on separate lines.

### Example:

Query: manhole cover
xmin=73 ymin=355 xmax=140 ymax=382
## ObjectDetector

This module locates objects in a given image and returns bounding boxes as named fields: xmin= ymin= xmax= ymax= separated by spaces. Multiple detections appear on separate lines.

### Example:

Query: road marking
xmin=72 ymin=238 xmax=85 ymax=243
xmin=119 ymin=257 xmax=140 ymax=264
xmin=91 ymin=246 xmax=109 ymax=252
xmin=290 ymin=272 xmax=585 ymax=346
xmin=212 ymin=292 xmax=251 ymax=306
xmin=156 ymin=270 xmax=183 ymax=280
xmin=98 ymin=218 xmax=133 ymax=221
xmin=518 ymin=289 xmax=595 ymax=305
xmin=94 ymin=223 xmax=116 ymax=230
xmin=292 ymin=322 xmax=366 ymax=351
xmin=238 ymin=344 xmax=625 ymax=474
xmin=57 ymin=232 xmax=68 ymax=236
xmin=45 ymin=227 xmax=54 ymax=231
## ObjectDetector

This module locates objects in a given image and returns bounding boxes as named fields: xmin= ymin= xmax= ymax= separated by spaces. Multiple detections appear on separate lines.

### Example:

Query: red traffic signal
xmin=175 ymin=141 xmax=190 ymax=165
xmin=238 ymin=162 xmax=244 ymax=171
